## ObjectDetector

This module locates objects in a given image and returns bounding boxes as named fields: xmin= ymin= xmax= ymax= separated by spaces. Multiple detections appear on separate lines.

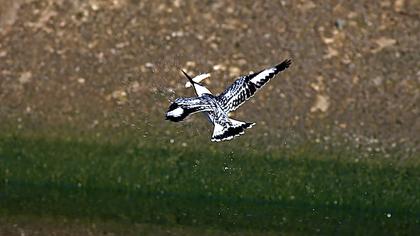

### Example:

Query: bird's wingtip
xmin=274 ymin=58 xmax=292 ymax=71
xmin=282 ymin=58 xmax=292 ymax=67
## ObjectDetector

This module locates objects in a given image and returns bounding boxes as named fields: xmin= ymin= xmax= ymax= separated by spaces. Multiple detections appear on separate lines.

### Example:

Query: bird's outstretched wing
xmin=217 ymin=59 xmax=291 ymax=112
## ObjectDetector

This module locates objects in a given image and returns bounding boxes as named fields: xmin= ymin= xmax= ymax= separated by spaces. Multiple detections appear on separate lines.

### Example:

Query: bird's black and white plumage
xmin=166 ymin=59 xmax=292 ymax=142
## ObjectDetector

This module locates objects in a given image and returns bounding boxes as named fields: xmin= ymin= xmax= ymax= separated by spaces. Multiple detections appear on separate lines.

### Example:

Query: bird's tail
xmin=211 ymin=118 xmax=255 ymax=142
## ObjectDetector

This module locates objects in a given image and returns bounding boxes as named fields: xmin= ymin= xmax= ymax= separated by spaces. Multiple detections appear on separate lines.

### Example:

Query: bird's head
xmin=165 ymin=102 xmax=186 ymax=122
xmin=166 ymin=97 xmax=195 ymax=122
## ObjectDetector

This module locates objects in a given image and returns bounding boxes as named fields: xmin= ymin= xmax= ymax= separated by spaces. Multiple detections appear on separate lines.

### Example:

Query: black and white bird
xmin=166 ymin=59 xmax=292 ymax=142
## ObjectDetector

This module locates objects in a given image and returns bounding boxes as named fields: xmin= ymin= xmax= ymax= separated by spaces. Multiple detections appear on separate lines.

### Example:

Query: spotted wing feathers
xmin=217 ymin=59 xmax=291 ymax=112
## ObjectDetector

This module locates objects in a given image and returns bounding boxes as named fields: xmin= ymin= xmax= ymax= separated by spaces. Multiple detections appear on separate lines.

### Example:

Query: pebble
xmin=228 ymin=66 xmax=241 ymax=77
xmin=213 ymin=64 xmax=226 ymax=71
xmin=77 ymin=78 xmax=85 ymax=84
xmin=19 ymin=71 xmax=32 ymax=84
xmin=310 ymin=94 xmax=330 ymax=113
xmin=335 ymin=19 xmax=346 ymax=30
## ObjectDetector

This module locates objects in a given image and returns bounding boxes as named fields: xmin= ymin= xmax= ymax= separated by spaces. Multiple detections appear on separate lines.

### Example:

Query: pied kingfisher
xmin=166 ymin=59 xmax=292 ymax=142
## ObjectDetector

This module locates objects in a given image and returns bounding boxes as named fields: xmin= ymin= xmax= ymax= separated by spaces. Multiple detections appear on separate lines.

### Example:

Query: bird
xmin=166 ymin=59 xmax=292 ymax=142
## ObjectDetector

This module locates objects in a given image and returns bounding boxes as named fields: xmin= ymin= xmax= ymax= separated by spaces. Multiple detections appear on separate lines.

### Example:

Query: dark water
xmin=1 ymin=181 xmax=419 ymax=235
xmin=1 ymin=136 xmax=419 ymax=234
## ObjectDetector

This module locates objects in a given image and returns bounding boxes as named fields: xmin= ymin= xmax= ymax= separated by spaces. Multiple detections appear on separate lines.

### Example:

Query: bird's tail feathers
xmin=211 ymin=119 xmax=255 ymax=142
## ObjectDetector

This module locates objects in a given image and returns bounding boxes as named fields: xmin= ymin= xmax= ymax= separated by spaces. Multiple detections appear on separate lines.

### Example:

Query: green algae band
xmin=0 ymin=136 xmax=419 ymax=235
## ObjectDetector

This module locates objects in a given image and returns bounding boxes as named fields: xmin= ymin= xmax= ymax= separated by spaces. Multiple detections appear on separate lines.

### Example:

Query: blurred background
xmin=1 ymin=0 xmax=419 ymax=153
xmin=0 ymin=0 xmax=419 ymax=235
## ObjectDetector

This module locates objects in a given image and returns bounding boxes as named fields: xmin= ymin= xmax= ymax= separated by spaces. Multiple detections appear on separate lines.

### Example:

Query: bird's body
xmin=166 ymin=59 xmax=292 ymax=142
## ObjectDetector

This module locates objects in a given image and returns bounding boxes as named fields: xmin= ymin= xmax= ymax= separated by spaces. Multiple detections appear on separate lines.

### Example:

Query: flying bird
xmin=166 ymin=59 xmax=292 ymax=142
